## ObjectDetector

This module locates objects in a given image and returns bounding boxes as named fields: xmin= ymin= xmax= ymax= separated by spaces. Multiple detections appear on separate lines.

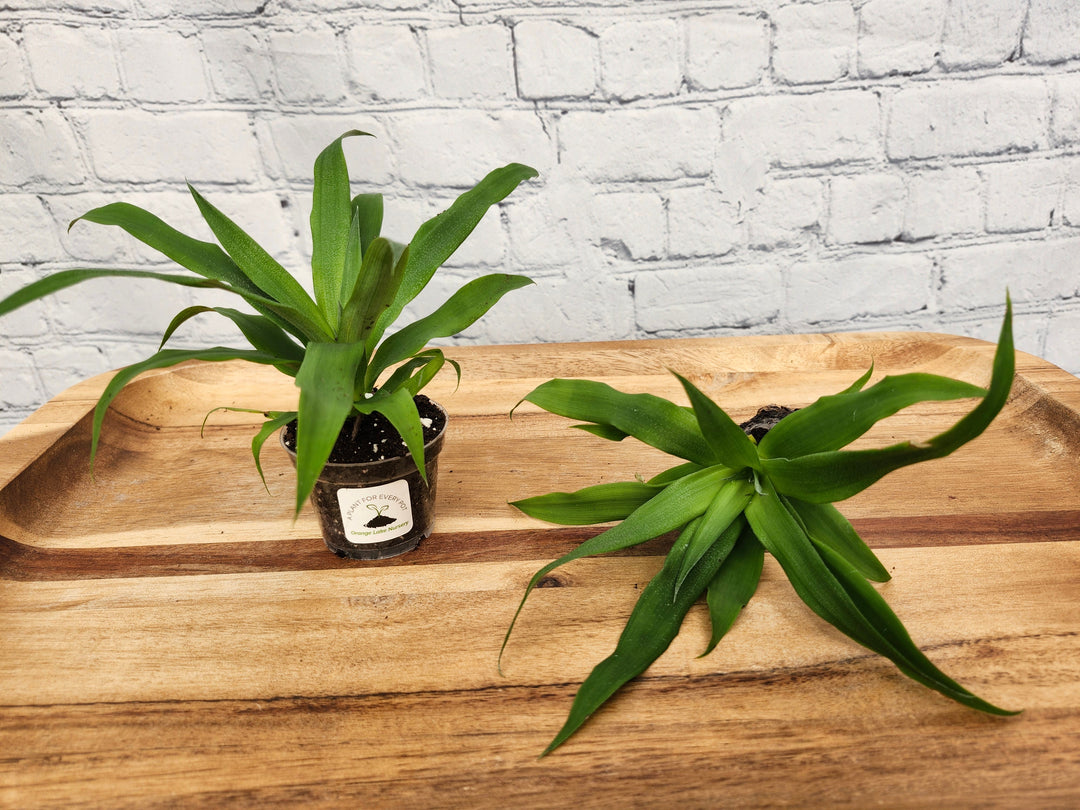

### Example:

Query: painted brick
xmin=50 ymin=192 xmax=139 ymax=263
xmin=887 ymin=77 xmax=1049 ymax=160
xmin=788 ymin=254 xmax=931 ymax=324
xmin=116 ymin=28 xmax=207 ymax=103
xmin=80 ymin=110 xmax=260 ymax=184
xmin=514 ymin=20 xmax=597 ymax=100
xmin=1063 ymin=160 xmax=1080 ymax=227
xmin=1051 ymin=75 xmax=1080 ymax=146
xmin=941 ymin=0 xmax=1025 ymax=69
xmin=773 ymin=2 xmax=856 ymax=85
xmin=506 ymin=187 xmax=584 ymax=268
xmin=560 ymin=108 xmax=715 ymax=182
xmin=0 ymin=195 xmax=62 ymax=264
xmin=35 ymin=345 xmax=107 ymax=402
xmin=1044 ymin=307 xmax=1080 ymax=373
xmin=828 ymin=173 xmax=906 ymax=245
xmin=202 ymin=27 xmax=274 ymax=102
xmin=438 ymin=202 xmax=506 ymax=268
xmin=260 ymin=118 xmax=392 ymax=185
xmin=0 ymin=349 xmax=43 ymax=410
xmin=984 ymin=160 xmax=1063 ymax=233
xmin=1 ymin=0 xmax=130 ymax=10
xmin=392 ymin=110 xmax=551 ymax=187
xmin=427 ymin=25 xmax=514 ymax=99
xmin=599 ymin=19 xmax=680 ymax=100
xmin=0 ymin=269 xmax=51 ymax=339
xmin=685 ymin=12 xmax=768 ymax=91
xmin=478 ymin=273 xmax=635 ymax=343
xmin=939 ymin=238 xmax=1080 ymax=309
xmin=268 ymin=26 xmax=347 ymax=104
xmin=24 ymin=24 xmax=120 ymax=99
xmin=1025 ymin=0 xmax=1080 ymax=64
xmin=0 ymin=33 xmax=26 ymax=99
xmin=345 ymin=24 xmax=427 ymax=101
xmin=725 ymin=90 xmax=881 ymax=168
xmin=48 ymin=275 xmax=194 ymax=336
xmin=591 ymin=191 xmax=664 ymax=260
xmin=635 ymin=264 xmax=781 ymax=333
xmin=902 ymin=167 xmax=982 ymax=240
xmin=667 ymin=187 xmax=740 ymax=258
xmin=857 ymin=0 xmax=944 ymax=78
xmin=0 ymin=109 xmax=85 ymax=186
xmin=746 ymin=177 xmax=825 ymax=249
xmin=134 ymin=0 xmax=266 ymax=15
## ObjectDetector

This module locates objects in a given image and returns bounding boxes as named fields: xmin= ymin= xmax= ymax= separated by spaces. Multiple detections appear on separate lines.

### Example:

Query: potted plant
xmin=504 ymin=298 xmax=1019 ymax=754
xmin=0 ymin=130 xmax=538 ymax=559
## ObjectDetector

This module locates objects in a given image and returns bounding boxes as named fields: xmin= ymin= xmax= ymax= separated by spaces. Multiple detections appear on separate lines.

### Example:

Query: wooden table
xmin=2 ymin=332 xmax=1078 ymax=807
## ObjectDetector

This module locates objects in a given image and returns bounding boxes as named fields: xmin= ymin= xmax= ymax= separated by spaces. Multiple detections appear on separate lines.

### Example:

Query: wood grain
xmin=2 ymin=332 xmax=1079 ymax=808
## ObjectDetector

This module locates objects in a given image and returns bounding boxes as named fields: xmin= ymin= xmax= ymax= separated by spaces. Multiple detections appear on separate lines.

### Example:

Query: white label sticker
xmin=337 ymin=480 xmax=414 ymax=544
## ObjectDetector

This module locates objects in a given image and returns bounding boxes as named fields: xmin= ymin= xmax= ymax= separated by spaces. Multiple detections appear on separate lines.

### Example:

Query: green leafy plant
xmin=504 ymin=298 xmax=1019 ymax=755
xmin=0 ymin=131 xmax=537 ymax=514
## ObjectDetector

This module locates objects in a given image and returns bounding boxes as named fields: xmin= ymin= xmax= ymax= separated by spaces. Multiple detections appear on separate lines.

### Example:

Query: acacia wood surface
xmin=1 ymin=332 xmax=1078 ymax=808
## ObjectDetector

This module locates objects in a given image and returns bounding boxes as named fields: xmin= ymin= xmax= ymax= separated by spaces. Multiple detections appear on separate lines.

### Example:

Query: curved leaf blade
xmin=311 ymin=130 xmax=371 ymax=332
xmin=356 ymin=386 xmax=427 ymax=483
xmin=520 ymin=379 xmax=713 ymax=467
xmin=293 ymin=341 xmax=369 ymax=515
xmin=762 ymin=298 xmax=1014 ymax=503
xmin=367 ymin=273 xmax=533 ymax=387
xmin=674 ymin=477 xmax=754 ymax=596
xmin=702 ymin=524 xmax=765 ymax=656
xmin=541 ymin=516 xmax=742 ymax=755
xmin=759 ymin=372 xmax=988 ymax=460
xmin=787 ymin=498 xmax=890 ymax=583
xmin=374 ymin=162 xmax=538 ymax=338
xmin=674 ymin=372 xmax=760 ymax=470
xmin=187 ymin=184 xmax=329 ymax=339
xmin=510 ymin=481 xmax=663 ymax=526
xmin=502 ymin=465 xmax=730 ymax=671
xmin=90 ymin=347 xmax=284 ymax=470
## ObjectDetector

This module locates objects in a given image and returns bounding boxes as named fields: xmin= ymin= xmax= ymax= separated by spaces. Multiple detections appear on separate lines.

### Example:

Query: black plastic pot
xmin=281 ymin=402 xmax=447 ymax=560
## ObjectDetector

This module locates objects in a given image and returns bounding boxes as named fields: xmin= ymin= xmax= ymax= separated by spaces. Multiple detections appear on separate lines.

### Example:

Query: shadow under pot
xmin=280 ymin=397 xmax=447 ymax=560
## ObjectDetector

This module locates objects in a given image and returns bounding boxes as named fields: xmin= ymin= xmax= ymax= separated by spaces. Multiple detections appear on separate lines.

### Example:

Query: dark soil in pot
xmin=281 ymin=395 xmax=448 ymax=561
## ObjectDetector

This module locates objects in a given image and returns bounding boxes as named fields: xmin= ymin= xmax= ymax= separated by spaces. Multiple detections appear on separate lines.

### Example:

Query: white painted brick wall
xmin=2 ymin=0 xmax=1080 ymax=436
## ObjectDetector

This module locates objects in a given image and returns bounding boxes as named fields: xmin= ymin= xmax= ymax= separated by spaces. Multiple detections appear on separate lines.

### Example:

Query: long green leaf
xmin=787 ymin=499 xmax=890 ymax=583
xmin=762 ymin=298 xmax=1014 ymax=503
xmin=520 ymin=379 xmax=714 ymax=467
xmin=503 ymin=465 xmax=730 ymax=670
xmin=745 ymin=479 xmax=1014 ymax=714
xmin=187 ymin=184 xmax=330 ymax=339
xmin=311 ymin=130 xmax=370 ymax=332
xmin=758 ymin=372 xmax=987 ymax=460
xmin=71 ymin=202 xmax=265 ymax=296
xmin=542 ymin=516 xmax=743 ymax=755
xmin=510 ymin=481 xmax=663 ymax=525
xmin=352 ymin=192 xmax=384 ymax=265
xmin=0 ymin=269 xmax=228 ymax=318
xmin=674 ymin=372 xmax=760 ymax=470
xmin=252 ymin=410 xmax=298 ymax=492
xmin=366 ymin=273 xmax=533 ymax=388
xmin=354 ymin=386 xmax=428 ymax=483
xmin=674 ymin=477 xmax=754 ymax=596
xmin=370 ymin=162 xmax=538 ymax=345
xmin=340 ymin=235 xmax=400 ymax=346
xmin=159 ymin=306 xmax=304 ymax=366
xmin=702 ymin=525 xmax=765 ymax=656
xmin=293 ymin=341 xmax=369 ymax=515
xmin=90 ymin=347 xmax=284 ymax=470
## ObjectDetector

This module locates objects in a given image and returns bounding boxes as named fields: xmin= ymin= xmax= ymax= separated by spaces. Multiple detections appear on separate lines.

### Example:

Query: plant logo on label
xmin=337 ymin=480 xmax=413 ymax=544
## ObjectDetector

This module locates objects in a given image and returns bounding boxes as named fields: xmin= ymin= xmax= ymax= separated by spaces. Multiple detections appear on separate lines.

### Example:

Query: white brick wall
xmin=2 ymin=0 xmax=1080 ymax=435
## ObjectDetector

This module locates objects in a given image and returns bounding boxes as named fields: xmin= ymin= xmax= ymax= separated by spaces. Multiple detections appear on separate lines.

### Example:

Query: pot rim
xmin=278 ymin=398 xmax=448 ymax=472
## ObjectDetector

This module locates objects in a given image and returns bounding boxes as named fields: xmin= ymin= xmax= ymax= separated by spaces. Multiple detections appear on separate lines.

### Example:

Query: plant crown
xmin=0 ymin=131 xmax=537 ymax=514
xmin=505 ymin=297 xmax=1019 ymax=755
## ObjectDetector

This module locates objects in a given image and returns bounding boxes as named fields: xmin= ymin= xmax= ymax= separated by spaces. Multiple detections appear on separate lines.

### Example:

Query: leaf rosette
xmin=0 ymin=131 xmax=537 ymax=514
xmin=505 ymin=298 xmax=1019 ymax=755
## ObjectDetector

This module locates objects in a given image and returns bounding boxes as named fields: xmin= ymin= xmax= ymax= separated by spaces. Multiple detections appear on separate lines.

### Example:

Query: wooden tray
xmin=2 ymin=332 xmax=1078 ymax=807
